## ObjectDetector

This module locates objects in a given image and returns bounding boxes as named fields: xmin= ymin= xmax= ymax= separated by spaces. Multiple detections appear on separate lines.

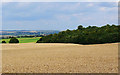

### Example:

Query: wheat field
xmin=2 ymin=43 xmax=118 ymax=73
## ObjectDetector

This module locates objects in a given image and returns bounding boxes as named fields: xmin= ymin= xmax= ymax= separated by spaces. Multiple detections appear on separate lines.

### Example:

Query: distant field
xmin=0 ymin=37 xmax=41 ymax=43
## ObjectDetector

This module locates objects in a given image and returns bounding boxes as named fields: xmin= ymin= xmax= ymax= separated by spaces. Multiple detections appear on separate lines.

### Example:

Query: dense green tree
xmin=37 ymin=24 xmax=120 ymax=44
xmin=2 ymin=41 xmax=6 ymax=43
xmin=9 ymin=37 xmax=19 ymax=43
xmin=36 ymin=38 xmax=42 ymax=43
xmin=78 ymin=25 xmax=83 ymax=30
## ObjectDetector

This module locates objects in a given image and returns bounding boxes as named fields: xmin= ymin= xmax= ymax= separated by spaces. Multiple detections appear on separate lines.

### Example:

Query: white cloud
xmin=61 ymin=3 xmax=81 ymax=11
xmin=2 ymin=0 xmax=16 ymax=2
xmin=114 ymin=2 xmax=118 ymax=6
xmin=87 ymin=3 xmax=94 ymax=7
xmin=99 ymin=7 xmax=118 ymax=12
xmin=2 ymin=0 xmax=119 ymax=2
xmin=72 ymin=13 xmax=83 ymax=17
xmin=55 ymin=14 xmax=71 ymax=21
xmin=17 ymin=2 xmax=31 ymax=8
xmin=99 ymin=7 xmax=106 ymax=11
xmin=2 ymin=2 xmax=118 ymax=30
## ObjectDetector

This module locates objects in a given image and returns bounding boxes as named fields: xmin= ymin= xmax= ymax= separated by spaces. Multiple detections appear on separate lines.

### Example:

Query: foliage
xmin=36 ymin=37 xmax=42 ymax=43
xmin=2 ymin=41 xmax=6 ymax=43
xmin=1 ymin=37 xmax=41 ymax=43
xmin=9 ymin=37 xmax=19 ymax=43
xmin=36 ymin=24 xmax=120 ymax=44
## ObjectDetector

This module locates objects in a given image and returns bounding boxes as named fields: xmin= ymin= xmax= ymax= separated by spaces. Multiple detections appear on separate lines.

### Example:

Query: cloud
xmin=2 ymin=0 xmax=119 ymax=2
xmin=99 ymin=7 xmax=106 ymax=11
xmin=60 ymin=3 xmax=81 ymax=11
xmin=99 ymin=6 xmax=118 ymax=12
xmin=2 ymin=2 xmax=118 ymax=30
xmin=17 ymin=2 xmax=31 ymax=7
xmin=87 ymin=3 xmax=94 ymax=7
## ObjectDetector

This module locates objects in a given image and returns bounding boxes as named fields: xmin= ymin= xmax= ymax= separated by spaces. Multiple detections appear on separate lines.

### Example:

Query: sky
xmin=2 ymin=2 xmax=118 ymax=30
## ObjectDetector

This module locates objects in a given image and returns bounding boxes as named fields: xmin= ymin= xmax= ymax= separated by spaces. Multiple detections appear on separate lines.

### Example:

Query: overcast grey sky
xmin=2 ymin=2 xmax=118 ymax=30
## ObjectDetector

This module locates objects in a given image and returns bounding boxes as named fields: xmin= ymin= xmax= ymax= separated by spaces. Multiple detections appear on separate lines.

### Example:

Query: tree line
xmin=36 ymin=24 xmax=120 ymax=44
xmin=2 ymin=37 xmax=19 ymax=43
xmin=1 ymin=35 xmax=44 ymax=39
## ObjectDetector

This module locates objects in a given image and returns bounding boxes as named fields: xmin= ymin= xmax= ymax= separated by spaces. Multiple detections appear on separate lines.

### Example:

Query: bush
xmin=36 ymin=38 xmax=42 ymax=43
xmin=2 ymin=41 xmax=6 ymax=43
xmin=9 ymin=37 xmax=19 ymax=43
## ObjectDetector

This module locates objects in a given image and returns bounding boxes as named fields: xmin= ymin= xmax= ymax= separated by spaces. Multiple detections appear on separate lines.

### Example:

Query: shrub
xmin=9 ymin=37 xmax=19 ymax=43
xmin=2 ymin=41 xmax=6 ymax=43
xmin=36 ymin=38 xmax=42 ymax=43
